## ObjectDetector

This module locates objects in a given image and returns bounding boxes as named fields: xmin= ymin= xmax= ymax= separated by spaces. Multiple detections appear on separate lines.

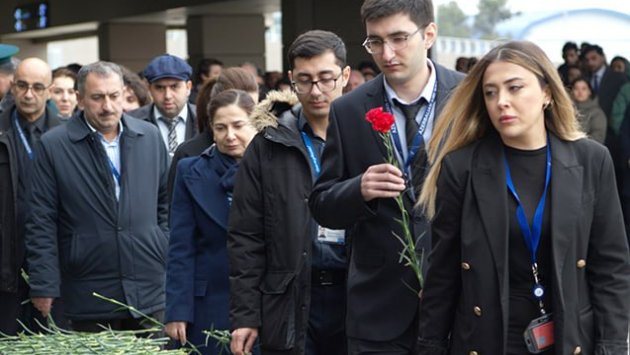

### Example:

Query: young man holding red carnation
xmin=309 ymin=0 xmax=463 ymax=354
xmin=228 ymin=30 xmax=350 ymax=355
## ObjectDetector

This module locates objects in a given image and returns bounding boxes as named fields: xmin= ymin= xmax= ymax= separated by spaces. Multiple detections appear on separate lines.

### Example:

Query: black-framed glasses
xmin=362 ymin=28 xmax=421 ymax=55
xmin=291 ymin=73 xmax=343 ymax=94
xmin=13 ymin=80 xmax=49 ymax=95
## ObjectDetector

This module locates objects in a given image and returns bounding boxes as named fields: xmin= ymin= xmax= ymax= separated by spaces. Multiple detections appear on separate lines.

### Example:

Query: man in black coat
xmin=229 ymin=30 xmax=350 ymax=355
xmin=309 ymin=0 xmax=463 ymax=353
xmin=26 ymin=61 xmax=169 ymax=331
xmin=128 ymin=54 xmax=197 ymax=158
xmin=0 ymin=57 xmax=67 ymax=334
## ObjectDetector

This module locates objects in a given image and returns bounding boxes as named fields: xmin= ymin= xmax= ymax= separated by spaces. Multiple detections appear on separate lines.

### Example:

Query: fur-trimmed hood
xmin=250 ymin=90 xmax=299 ymax=131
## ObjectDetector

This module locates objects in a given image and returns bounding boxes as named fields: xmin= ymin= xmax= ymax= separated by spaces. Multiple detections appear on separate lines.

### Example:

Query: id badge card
xmin=317 ymin=226 xmax=345 ymax=245
xmin=524 ymin=313 xmax=554 ymax=353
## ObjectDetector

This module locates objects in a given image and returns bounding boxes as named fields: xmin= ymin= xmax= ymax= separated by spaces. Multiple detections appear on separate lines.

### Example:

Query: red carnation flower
xmin=365 ymin=107 xmax=395 ymax=133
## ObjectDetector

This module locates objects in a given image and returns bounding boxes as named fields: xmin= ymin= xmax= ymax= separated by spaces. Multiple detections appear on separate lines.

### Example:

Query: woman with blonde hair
xmin=417 ymin=41 xmax=630 ymax=354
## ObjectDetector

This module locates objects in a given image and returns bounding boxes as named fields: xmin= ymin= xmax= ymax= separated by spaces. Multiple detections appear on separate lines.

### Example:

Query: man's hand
xmin=165 ymin=321 xmax=188 ymax=345
xmin=361 ymin=163 xmax=406 ymax=201
xmin=31 ymin=297 xmax=53 ymax=317
xmin=231 ymin=327 xmax=258 ymax=355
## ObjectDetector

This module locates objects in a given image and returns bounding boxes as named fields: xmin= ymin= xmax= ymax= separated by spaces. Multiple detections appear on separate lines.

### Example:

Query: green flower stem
xmin=380 ymin=132 xmax=424 ymax=289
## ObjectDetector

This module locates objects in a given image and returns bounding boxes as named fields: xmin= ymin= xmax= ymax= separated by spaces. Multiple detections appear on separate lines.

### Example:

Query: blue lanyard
xmin=300 ymin=131 xmax=321 ymax=177
xmin=504 ymin=138 xmax=551 ymax=311
xmin=504 ymin=141 xmax=551 ymax=265
xmin=107 ymin=156 xmax=121 ymax=186
xmin=383 ymin=79 xmax=438 ymax=175
xmin=12 ymin=109 xmax=33 ymax=160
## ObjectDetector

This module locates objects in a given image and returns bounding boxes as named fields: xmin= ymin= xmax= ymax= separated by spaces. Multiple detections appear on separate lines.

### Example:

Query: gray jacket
xmin=26 ymin=112 xmax=169 ymax=320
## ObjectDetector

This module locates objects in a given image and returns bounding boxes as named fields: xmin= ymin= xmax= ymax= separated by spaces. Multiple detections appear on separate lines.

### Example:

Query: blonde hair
xmin=419 ymin=40 xmax=585 ymax=219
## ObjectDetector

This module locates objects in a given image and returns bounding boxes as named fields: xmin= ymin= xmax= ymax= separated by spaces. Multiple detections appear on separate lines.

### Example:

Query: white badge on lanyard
xmin=317 ymin=225 xmax=345 ymax=245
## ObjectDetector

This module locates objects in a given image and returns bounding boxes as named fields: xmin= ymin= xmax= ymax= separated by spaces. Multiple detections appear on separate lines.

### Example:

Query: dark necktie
xmin=591 ymin=74 xmax=600 ymax=96
xmin=161 ymin=117 xmax=178 ymax=154
xmin=393 ymin=98 xmax=427 ymax=198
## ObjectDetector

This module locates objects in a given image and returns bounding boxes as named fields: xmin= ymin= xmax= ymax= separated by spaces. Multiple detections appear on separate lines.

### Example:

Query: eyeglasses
xmin=362 ymin=28 xmax=421 ymax=55
xmin=13 ymin=80 xmax=49 ymax=95
xmin=292 ymin=73 xmax=343 ymax=95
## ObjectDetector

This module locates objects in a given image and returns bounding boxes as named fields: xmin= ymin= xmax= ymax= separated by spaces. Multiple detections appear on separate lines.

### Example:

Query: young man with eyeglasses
xmin=0 ymin=57 xmax=66 ymax=335
xmin=228 ymin=30 xmax=350 ymax=355
xmin=309 ymin=1 xmax=463 ymax=354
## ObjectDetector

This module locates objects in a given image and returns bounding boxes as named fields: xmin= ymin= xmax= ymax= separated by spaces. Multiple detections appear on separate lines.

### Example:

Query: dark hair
xmin=561 ymin=41 xmax=578 ymax=55
xmin=582 ymin=44 xmax=605 ymax=58
xmin=120 ymin=65 xmax=152 ymax=106
xmin=287 ymin=30 xmax=347 ymax=69
xmin=361 ymin=0 xmax=434 ymax=29
xmin=196 ymin=67 xmax=258 ymax=132
xmin=196 ymin=58 xmax=223 ymax=83
xmin=569 ymin=76 xmax=593 ymax=98
xmin=207 ymin=89 xmax=255 ymax=127
xmin=52 ymin=68 xmax=77 ymax=89
xmin=358 ymin=60 xmax=379 ymax=74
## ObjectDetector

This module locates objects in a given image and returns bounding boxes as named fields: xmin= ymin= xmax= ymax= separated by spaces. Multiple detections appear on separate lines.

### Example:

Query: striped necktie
xmin=161 ymin=117 xmax=178 ymax=154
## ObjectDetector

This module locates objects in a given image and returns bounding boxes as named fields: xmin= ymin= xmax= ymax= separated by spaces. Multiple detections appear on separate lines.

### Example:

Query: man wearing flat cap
xmin=129 ymin=54 xmax=197 ymax=158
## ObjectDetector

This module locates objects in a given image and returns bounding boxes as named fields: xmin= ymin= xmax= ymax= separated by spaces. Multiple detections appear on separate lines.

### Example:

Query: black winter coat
xmin=0 ymin=105 xmax=61 ymax=293
xmin=228 ymin=92 xmax=314 ymax=354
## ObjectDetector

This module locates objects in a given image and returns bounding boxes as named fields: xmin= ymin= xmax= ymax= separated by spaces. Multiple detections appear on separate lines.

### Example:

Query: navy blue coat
xmin=166 ymin=147 xmax=239 ymax=354
xmin=26 ymin=113 xmax=170 ymax=320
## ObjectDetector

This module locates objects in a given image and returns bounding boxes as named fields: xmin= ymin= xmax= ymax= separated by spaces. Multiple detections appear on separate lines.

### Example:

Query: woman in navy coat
xmin=165 ymin=89 xmax=258 ymax=354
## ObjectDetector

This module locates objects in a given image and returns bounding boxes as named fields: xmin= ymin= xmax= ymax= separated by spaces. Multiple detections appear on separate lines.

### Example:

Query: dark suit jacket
xmin=417 ymin=132 xmax=630 ymax=355
xmin=26 ymin=113 xmax=170 ymax=320
xmin=309 ymin=64 xmax=464 ymax=341
xmin=591 ymin=67 xmax=628 ymax=121
xmin=128 ymin=102 xmax=198 ymax=145
xmin=167 ymin=131 xmax=213 ymax=200
xmin=166 ymin=147 xmax=242 ymax=354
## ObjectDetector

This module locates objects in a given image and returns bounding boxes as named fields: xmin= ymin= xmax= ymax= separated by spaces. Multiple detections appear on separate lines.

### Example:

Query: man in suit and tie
xmin=129 ymin=54 xmax=197 ymax=157
xmin=309 ymin=0 xmax=463 ymax=354
xmin=583 ymin=44 xmax=627 ymax=122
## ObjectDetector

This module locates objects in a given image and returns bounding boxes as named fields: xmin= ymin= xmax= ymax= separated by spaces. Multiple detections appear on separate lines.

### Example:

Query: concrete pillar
xmin=281 ymin=0 xmax=370 ymax=71
xmin=98 ymin=22 xmax=167 ymax=72
xmin=187 ymin=14 xmax=266 ymax=74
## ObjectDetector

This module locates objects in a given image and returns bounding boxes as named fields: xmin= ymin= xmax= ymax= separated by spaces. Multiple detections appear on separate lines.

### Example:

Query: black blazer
xmin=167 ymin=131 xmax=213 ymax=201
xmin=590 ymin=67 xmax=628 ymax=120
xmin=310 ymin=64 xmax=464 ymax=341
xmin=128 ymin=102 xmax=198 ymax=144
xmin=417 ymin=132 xmax=630 ymax=355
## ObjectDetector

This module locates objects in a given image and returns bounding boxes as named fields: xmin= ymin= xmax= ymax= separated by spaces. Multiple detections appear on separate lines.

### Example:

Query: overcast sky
xmin=433 ymin=0 xmax=630 ymax=15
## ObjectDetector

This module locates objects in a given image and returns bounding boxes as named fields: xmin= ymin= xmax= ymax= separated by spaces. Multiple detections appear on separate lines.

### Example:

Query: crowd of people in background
xmin=0 ymin=0 xmax=629 ymax=354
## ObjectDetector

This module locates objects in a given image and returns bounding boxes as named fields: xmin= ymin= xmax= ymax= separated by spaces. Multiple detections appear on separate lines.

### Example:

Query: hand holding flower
xmin=364 ymin=106 xmax=424 ymax=289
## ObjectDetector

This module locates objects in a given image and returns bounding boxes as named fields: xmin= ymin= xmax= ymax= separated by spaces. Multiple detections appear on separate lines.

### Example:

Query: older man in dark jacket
xmin=26 ymin=61 xmax=169 ymax=331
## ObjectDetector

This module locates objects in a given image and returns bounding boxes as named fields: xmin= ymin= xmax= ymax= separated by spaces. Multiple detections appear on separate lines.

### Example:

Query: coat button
xmin=576 ymin=259 xmax=586 ymax=269
xmin=573 ymin=346 xmax=581 ymax=354
xmin=473 ymin=306 xmax=482 ymax=317
xmin=461 ymin=262 xmax=471 ymax=270
xmin=469 ymin=351 xmax=478 ymax=355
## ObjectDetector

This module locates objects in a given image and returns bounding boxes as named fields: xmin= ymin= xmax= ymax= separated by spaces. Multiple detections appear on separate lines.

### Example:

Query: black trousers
xmin=347 ymin=315 xmax=418 ymax=355
xmin=70 ymin=310 xmax=164 ymax=336
xmin=305 ymin=281 xmax=346 ymax=355
xmin=0 ymin=276 xmax=69 ymax=335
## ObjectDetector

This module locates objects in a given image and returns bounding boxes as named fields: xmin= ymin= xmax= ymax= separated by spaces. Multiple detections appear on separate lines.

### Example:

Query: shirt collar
xmin=594 ymin=65 xmax=606 ymax=79
xmin=297 ymin=110 xmax=324 ymax=141
xmin=383 ymin=58 xmax=437 ymax=105
xmin=15 ymin=108 xmax=46 ymax=132
xmin=84 ymin=115 xmax=124 ymax=143
xmin=153 ymin=103 xmax=188 ymax=123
